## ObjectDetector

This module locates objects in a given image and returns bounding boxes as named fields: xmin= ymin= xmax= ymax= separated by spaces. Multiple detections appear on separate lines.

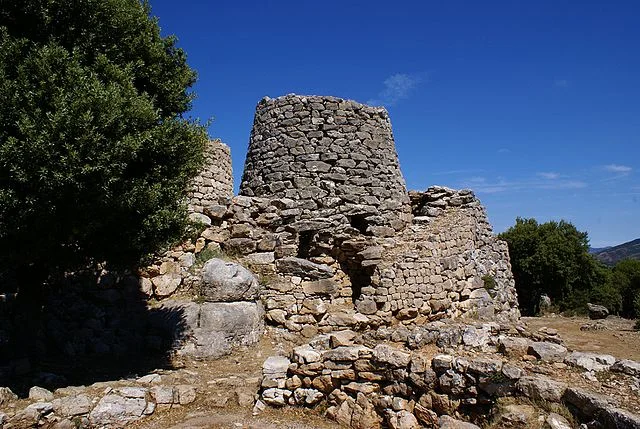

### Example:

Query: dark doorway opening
xmin=297 ymin=231 xmax=315 ymax=259
xmin=349 ymin=215 xmax=369 ymax=234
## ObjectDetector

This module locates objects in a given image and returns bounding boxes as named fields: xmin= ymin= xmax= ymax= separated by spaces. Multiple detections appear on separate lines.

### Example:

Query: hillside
xmin=593 ymin=238 xmax=640 ymax=265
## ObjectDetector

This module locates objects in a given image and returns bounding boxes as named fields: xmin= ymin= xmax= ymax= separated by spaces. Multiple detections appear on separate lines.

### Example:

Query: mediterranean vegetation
xmin=499 ymin=218 xmax=640 ymax=327
xmin=0 ymin=0 xmax=207 ymax=355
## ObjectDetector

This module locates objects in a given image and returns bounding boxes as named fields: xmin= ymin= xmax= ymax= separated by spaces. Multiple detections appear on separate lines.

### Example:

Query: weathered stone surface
xmin=497 ymin=336 xmax=531 ymax=357
xmin=150 ymin=386 xmax=174 ymax=405
xmin=562 ymin=387 xmax=619 ymax=418
xmin=52 ymin=394 xmax=92 ymax=416
xmin=293 ymin=345 xmax=322 ymax=364
xmin=545 ymin=413 xmax=572 ymax=429
xmin=28 ymin=386 xmax=53 ymax=401
xmin=373 ymin=344 xmax=411 ymax=368
xmin=497 ymin=404 xmax=536 ymax=427
xmin=302 ymin=279 xmax=339 ymax=296
xmin=200 ymin=258 xmax=259 ymax=302
xmin=599 ymin=407 xmax=640 ymax=429
xmin=438 ymin=415 xmax=481 ymax=428
xmin=188 ymin=140 xmax=233 ymax=212
xmin=293 ymin=388 xmax=323 ymax=405
xmin=587 ymin=303 xmax=609 ymax=319
xmin=188 ymin=212 xmax=212 ymax=226
xmin=611 ymin=359 xmax=640 ymax=377
xmin=324 ymin=346 xmax=371 ymax=362
xmin=10 ymin=402 xmax=53 ymax=426
xmin=527 ymin=342 xmax=567 ymax=362
xmin=516 ymin=376 xmax=567 ymax=402
xmin=263 ymin=356 xmax=291 ymax=377
xmin=160 ymin=299 xmax=264 ymax=358
xmin=196 ymin=301 xmax=264 ymax=355
xmin=88 ymin=393 xmax=147 ymax=426
xmin=388 ymin=410 xmax=419 ymax=429
xmin=244 ymin=252 xmax=275 ymax=265
xmin=152 ymin=272 xmax=182 ymax=298
xmin=175 ymin=385 xmax=197 ymax=405
xmin=564 ymin=351 xmax=616 ymax=372
xmin=330 ymin=330 xmax=357 ymax=347
xmin=0 ymin=387 xmax=17 ymax=404
xmin=262 ymin=388 xmax=289 ymax=406
xmin=275 ymin=257 xmax=334 ymax=279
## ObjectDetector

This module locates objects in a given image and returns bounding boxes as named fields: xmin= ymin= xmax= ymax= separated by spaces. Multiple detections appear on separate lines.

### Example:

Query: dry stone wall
xmin=136 ymin=96 xmax=519 ymax=337
xmin=257 ymin=324 xmax=640 ymax=428
xmin=240 ymin=95 xmax=412 ymax=234
xmin=188 ymin=139 xmax=233 ymax=214
xmin=356 ymin=187 xmax=519 ymax=324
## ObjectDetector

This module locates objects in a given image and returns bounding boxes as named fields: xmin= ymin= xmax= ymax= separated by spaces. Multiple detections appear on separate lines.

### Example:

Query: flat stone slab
xmin=528 ymin=342 xmax=567 ymax=362
xmin=275 ymin=257 xmax=334 ymax=279
xmin=564 ymin=351 xmax=616 ymax=372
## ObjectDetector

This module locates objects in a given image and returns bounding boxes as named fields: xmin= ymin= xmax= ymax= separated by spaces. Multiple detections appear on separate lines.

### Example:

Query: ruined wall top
xmin=240 ymin=94 xmax=411 ymax=235
xmin=188 ymin=139 xmax=233 ymax=214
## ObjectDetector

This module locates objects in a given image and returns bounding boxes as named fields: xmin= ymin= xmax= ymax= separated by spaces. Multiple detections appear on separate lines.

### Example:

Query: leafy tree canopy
xmin=498 ymin=218 xmax=607 ymax=315
xmin=0 ymin=0 xmax=207 ymax=285
xmin=611 ymin=259 xmax=640 ymax=318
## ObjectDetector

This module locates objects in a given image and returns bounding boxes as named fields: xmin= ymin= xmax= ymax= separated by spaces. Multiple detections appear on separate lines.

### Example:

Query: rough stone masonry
xmin=172 ymin=94 xmax=520 ymax=334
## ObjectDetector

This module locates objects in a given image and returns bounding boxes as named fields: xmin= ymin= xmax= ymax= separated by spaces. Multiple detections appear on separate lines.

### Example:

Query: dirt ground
xmin=523 ymin=315 xmax=640 ymax=361
xmin=128 ymin=330 xmax=340 ymax=429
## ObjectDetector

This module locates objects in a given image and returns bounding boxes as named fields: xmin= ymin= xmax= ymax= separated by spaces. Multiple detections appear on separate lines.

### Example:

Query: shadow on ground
xmin=0 ymin=272 xmax=187 ymax=397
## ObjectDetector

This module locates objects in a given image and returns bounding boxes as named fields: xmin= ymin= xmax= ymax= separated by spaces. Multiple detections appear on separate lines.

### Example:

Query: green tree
xmin=610 ymin=259 xmax=640 ymax=318
xmin=0 ymin=1 xmax=206 ymax=298
xmin=499 ymin=218 xmax=610 ymax=315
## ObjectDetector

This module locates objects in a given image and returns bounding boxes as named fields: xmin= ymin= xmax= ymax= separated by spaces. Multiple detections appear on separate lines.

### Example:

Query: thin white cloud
xmin=497 ymin=148 xmax=511 ymax=154
xmin=554 ymin=79 xmax=569 ymax=88
xmin=367 ymin=73 xmax=421 ymax=106
xmin=432 ymin=169 xmax=485 ymax=176
xmin=604 ymin=164 xmax=632 ymax=173
xmin=460 ymin=178 xmax=587 ymax=194
xmin=537 ymin=172 xmax=560 ymax=180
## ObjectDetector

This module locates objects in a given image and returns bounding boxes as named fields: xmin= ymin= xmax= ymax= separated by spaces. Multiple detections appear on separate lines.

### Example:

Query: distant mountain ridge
xmin=592 ymin=238 xmax=640 ymax=265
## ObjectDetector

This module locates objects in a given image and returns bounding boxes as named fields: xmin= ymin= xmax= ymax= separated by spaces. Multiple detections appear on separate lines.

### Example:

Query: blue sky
xmin=150 ymin=0 xmax=639 ymax=248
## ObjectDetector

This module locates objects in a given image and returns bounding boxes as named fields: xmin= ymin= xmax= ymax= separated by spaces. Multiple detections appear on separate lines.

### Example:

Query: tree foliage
xmin=0 ymin=0 xmax=207 ymax=285
xmin=611 ymin=259 xmax=640 ymax=318
xmin=498 ymin=218 xmax=607 ymax=315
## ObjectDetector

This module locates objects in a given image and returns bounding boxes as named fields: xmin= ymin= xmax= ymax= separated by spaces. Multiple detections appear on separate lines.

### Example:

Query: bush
xmin=0 ymin=0 xmax=207 ymax=289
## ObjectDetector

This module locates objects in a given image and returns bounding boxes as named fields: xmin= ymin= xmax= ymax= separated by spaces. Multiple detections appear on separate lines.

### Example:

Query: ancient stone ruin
xmin=3 ymin=95 xmax=639 ymax=428
xmin=187 ymin=139 xmax=233 ymax=214
xmin=181 ymin=94 xmax=519 ymax=335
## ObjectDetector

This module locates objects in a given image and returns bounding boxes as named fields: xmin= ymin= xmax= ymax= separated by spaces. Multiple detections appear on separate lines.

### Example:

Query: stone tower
xmin=188 ymin=139 xmax=233 ymax=213
xmin=240 ymin=94 xmax=411 ymax=235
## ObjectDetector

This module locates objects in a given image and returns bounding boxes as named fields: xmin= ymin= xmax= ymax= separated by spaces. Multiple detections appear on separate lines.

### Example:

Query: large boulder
xmin=155 ymin=299 xmax=264 ymax=359
xmin=200 ymin=258 xmax=259 ymax=302
xmin=587 ymin=303 xmax=609 ymax=320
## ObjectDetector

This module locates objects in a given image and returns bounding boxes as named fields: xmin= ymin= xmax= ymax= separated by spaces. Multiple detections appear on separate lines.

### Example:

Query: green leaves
xmin=499 ymin=218 xmax=602 ymax=315
xmin=0 ymin=0 xmax=206 ymax=279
